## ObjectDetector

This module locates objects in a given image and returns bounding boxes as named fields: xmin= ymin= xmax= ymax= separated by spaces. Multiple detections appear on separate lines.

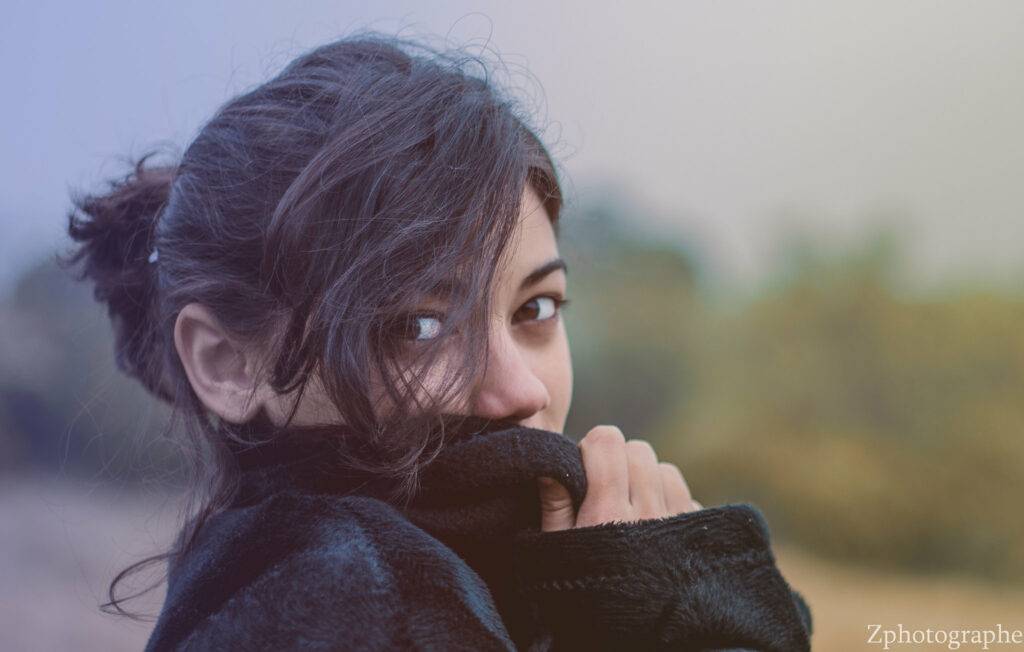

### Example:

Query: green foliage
xmin=558 ymin=195 xmax=1024 ymax=583
xmin=560 ymin=197 xmax=703 ymax=439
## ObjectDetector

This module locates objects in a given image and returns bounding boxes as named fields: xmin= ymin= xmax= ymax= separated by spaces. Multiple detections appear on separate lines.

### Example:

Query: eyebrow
xmin=520 ymin=257 xmax=568 ymax=291
xmin=426 ymin=257 xmax=568 ymax=301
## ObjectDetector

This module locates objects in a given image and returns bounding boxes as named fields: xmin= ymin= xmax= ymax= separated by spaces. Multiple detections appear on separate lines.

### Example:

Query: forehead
xmin=502 ymin=187 xmax=559 ymax=274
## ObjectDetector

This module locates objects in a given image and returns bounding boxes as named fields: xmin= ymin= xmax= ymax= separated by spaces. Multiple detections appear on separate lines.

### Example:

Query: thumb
xmin=537 ymin=476 xmax=575 ymax=531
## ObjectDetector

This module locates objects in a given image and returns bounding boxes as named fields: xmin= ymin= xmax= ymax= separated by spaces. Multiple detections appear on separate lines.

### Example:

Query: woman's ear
xmin=173 ymin=302 xmax=273 ymax=424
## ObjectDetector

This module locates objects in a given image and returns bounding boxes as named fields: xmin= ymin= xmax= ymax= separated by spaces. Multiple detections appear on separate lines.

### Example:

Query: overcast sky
xmin=3 ymin=1 xmax=1022 ymax=296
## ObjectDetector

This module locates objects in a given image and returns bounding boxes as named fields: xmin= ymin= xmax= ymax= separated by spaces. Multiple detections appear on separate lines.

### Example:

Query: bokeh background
xmin=3 ymin=2 xmax=1023 ymax=649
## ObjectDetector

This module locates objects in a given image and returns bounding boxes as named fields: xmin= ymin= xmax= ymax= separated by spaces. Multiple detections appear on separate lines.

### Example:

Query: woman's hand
xmin=538 ymin=425 xmax=702 ymax=531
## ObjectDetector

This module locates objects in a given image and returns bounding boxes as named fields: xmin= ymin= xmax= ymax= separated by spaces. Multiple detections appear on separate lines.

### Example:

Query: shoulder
xmin=240 ymin=490 xmax=491 ymax=592
xmin=247 ymin=490 xmax=500 ymax=603
xmin=152 ymin=491 xmax=512 ymax=651
xmin=176 ymin=489 xmax=463 ymax=577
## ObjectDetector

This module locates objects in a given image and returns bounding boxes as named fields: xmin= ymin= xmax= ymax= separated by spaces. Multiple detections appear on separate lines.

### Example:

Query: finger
xmin=627 ymin=439 xmax=667 ymax=519
xmin=658 ymin=462 xmax=694 ymax=515
xmin=690 ymin=499 xmax=703 ymax=511
xmin=537 ymin=477 xmax=576 ymax=532
xmin=578 ymin=426 xmax=630 ymax=519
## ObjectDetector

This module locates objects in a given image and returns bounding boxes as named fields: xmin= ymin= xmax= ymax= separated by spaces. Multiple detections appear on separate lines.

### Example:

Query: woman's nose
xmin=470 ymin=330 xmax=550 ymax=422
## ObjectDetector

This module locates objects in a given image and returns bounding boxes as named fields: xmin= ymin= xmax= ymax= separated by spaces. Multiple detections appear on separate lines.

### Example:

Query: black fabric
xmin=144 ymin=413 xmax=813 ymax=651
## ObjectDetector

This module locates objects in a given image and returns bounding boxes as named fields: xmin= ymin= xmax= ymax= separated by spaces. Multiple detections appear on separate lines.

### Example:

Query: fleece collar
xmin=228 ymin=412 xmax=589 ymax=647
xmin=216 ymin=414 xmax=813 ymax=651
xmin=229 ymin=412 xmax=588 ymax=518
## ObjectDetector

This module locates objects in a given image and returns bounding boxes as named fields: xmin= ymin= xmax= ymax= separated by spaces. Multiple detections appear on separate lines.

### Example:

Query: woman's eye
xmin=395 ymin=295 xmax=569 ymax=343
xmin=395 ymin=313 xmax=444 ymax=342
xmin=515 ymin=295 xmax=570 ymax=324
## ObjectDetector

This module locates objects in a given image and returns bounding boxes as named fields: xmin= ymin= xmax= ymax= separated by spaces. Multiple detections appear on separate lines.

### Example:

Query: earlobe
xmin=174 ymin=302 xmax=267 ymax=424
xmin=221 ymin=379 xmax=272 ymax=424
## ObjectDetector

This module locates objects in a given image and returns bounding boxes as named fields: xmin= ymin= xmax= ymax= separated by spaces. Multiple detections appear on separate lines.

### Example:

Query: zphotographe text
xmin=867 ymin=623 xmax=1024 ymax=650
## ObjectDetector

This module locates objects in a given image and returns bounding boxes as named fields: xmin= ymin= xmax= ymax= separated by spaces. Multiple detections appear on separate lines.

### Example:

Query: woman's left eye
xmin=515 ymin=295 xmax=571 ymax=324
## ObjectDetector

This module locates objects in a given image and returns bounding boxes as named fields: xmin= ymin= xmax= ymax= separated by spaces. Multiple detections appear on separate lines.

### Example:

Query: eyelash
xmin=514 ymin=294 xmax=571 ymax=326
xmin=395 ymin=294 xmax=571 ymax=342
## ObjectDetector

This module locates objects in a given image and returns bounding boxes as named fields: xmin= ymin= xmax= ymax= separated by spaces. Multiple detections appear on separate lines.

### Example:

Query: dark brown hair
xmin=59 ymin=32 xmax=562 ymax=617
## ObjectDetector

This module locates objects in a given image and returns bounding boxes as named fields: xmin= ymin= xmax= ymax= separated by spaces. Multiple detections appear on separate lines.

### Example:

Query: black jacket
xmin=144 ymin=414 xmax=813 ymax=651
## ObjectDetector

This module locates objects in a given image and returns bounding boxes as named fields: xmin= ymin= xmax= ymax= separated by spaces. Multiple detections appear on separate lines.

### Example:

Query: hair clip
xmin=148 ymin=247 xmax=159 ymax=264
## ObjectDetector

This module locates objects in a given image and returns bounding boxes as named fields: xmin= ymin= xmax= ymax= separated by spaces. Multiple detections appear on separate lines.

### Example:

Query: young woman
xmin=63 ymin=34 xmax=813 ymax=651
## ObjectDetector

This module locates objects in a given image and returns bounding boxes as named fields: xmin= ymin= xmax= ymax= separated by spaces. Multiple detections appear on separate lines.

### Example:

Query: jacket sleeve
xmin=511 ymin=503 xmax=813 ymax=652
xmin=169 ymin=496 xmax=520 ymax=652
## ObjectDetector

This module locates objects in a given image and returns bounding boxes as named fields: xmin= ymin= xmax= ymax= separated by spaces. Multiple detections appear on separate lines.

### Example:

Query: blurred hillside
xmin=559 ymin=196 xmax=1024 ymax=585
xmin=0 ymin=252 xmax=181 ymax=486
xmin=2 ymin=192 xmax=1023 ymax=587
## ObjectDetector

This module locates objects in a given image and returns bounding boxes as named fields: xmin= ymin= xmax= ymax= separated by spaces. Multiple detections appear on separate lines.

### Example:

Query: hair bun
xmin=61 ymin=150 xmax=178 ymax=399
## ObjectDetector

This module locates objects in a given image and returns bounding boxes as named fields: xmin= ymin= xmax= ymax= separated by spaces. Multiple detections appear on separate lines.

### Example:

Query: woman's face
xmin=265 ymin=185 xmax=574 ymax=434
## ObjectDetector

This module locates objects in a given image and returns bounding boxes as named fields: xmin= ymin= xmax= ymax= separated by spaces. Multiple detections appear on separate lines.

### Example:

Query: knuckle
xmin=622 ymin=438 xmax=655 ymax=452
xmin=582 ymin=499 xmax=630 ymax=524
xmin=582 ymin=425 xmax=625 ymax=449
xmin=541 ymin=494 xmax=574 ymax=511
xmin=626 ymin=438 xmax=657 ymax=459
xmin=588 ymin=473 xmax=626 ymax=495
xmin=659 ymin=461 xmax=683 ymax=478
xmin=659 ymin=462 xmax=693 ymax=499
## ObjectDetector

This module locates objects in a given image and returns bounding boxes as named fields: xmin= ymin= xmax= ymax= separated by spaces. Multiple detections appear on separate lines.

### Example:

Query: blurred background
xmin=2 ymin=1 xmax=1023 ymax=649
